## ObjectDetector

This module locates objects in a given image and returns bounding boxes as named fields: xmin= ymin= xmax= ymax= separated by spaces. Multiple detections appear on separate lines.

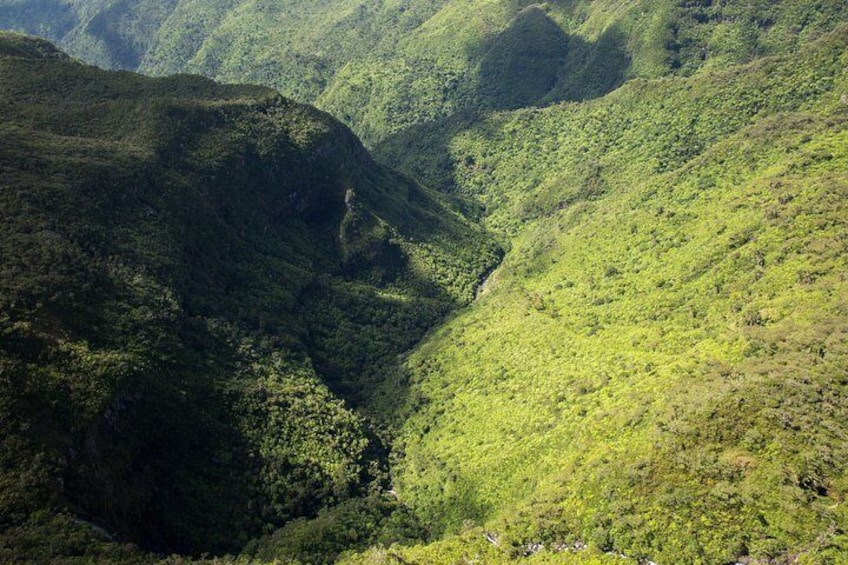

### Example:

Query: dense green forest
xmin=0 ymin=31 xmax=499 ymax=562
xmin=2 ymin=0 xmax=848 ymax=563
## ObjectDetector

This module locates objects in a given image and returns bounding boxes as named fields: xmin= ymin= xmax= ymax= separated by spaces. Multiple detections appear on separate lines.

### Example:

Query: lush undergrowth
xmin=0 ymin=32 xmax=498 ymax=561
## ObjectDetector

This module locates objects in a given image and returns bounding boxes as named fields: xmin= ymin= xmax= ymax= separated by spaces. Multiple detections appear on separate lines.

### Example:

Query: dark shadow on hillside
xmin=476 ymin=6 xmax=570 ymax=110
xmin=85 ymin=0 xmax=178 ymax=69
xmin=546 ymin=24 xmax=631 ymax=103
xmin=373 ymin=110 xmax=483 ymax=198
xmin=375 ymin=11 xmax=630 ymax=195
xmin=476 ymin=6 xmax=630 ymax=110
xmin=299 ymin=159 xmax=503 ymax=411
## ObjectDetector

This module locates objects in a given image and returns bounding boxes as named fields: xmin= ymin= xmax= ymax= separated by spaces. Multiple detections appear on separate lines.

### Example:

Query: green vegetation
xmin=0 ymin=31 xmax=498 ymax=561
xmin=4 ymin=0 xmax=847 ymax=147
xmin=244 ymin=494 xmax=426 ymax=564
xmin=367 ymin=24 xmax=848 ymax=565
xmin=3 ymin=1 xmax=848 ymax=563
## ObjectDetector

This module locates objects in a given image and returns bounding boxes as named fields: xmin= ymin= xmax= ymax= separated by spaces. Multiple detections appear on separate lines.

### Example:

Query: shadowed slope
xmin=0 ymin=32 xmax=499 ymax=559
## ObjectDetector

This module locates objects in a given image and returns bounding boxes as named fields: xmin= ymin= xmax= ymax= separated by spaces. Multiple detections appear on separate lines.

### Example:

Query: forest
xmin=1 ymin=1 xmax=847 ymax=563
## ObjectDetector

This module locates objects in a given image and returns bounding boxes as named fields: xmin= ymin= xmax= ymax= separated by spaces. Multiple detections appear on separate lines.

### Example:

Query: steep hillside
xmin=337 ymin=25 xmax=848 ymax=564
xmin=2 ymin=0 xmax=847 ymax=146
xmin=0 ymin=32 xmax=499 ymax=561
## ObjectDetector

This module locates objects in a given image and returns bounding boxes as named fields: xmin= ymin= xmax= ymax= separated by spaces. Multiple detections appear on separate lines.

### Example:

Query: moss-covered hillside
xmin=0 ymin=31 xmax=499 ymax=562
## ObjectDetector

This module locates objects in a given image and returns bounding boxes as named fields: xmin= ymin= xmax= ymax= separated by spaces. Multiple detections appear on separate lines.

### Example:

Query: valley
xmin=1 ymin=1 xmax=848 ymax=563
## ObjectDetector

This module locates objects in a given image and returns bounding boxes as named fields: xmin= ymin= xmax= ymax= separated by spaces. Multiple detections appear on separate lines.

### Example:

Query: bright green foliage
xmin=337 ymin=527 xmax=625 ymax=565
xmin=0 ymin=31 xmax=498 ymax=560
xmin=380 ymin=26 xmax=848 ymax=564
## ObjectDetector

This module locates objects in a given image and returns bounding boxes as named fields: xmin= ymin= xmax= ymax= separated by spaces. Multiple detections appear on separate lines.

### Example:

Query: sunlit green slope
xmin=339 ymin=25 xmax=848 ymax=564
xmin=0 ymin=32 xmax=498 ymax=561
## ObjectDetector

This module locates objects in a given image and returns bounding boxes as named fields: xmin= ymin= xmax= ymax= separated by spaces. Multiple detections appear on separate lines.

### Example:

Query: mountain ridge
xmin=5 ymin=0 xmax=847 ymax=147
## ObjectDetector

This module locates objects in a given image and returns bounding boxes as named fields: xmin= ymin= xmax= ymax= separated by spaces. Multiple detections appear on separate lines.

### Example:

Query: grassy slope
xmin=0 ymin=32 xmax=498 ymax=561
xmin=340 ymin=26 xmax=848 ymax=564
